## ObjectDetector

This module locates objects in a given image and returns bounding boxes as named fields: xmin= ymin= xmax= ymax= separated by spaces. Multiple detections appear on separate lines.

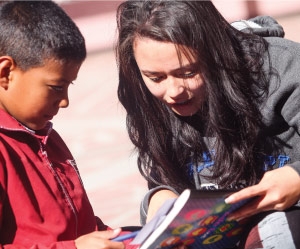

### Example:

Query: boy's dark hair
xmin=0 ymin=1 xmax=86 ymax=70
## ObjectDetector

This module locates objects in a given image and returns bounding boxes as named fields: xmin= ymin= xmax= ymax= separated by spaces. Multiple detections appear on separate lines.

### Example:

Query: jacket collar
xmin=0 ymin=108 xmax=52 ymax=138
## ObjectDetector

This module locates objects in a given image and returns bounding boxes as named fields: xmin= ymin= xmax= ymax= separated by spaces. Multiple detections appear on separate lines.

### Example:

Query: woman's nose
xmin=166 ymin=77 xmax=185 ymax=98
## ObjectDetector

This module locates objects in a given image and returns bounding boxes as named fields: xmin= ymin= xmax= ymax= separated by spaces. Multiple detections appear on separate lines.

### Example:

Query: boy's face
xmin=0 ymin=59 xmax=82 ymax=130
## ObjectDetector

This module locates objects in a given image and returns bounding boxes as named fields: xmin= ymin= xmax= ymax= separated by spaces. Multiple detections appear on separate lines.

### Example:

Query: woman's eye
xmin=179 ymin=71 xmax=196 ymax=78
xmin=149 ymin=77 xmax=162 ymax=83
xmin=146 ymin=74 xmax=164 ymax=83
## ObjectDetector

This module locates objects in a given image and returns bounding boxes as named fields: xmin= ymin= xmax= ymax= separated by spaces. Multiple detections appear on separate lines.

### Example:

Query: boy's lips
xmin=44 ymin=113 xmax=57 ymax=120
xmin=44 ymin=115 xmax=53 ymax=120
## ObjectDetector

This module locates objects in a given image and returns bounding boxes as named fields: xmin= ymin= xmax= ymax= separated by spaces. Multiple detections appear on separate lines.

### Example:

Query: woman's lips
xmin=171 ymin=99 xmax=191 ymax=106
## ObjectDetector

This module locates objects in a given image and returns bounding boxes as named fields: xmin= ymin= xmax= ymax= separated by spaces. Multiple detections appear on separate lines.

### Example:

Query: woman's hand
xmin=75 ymin=229 xmax=125 ymax=249
xmin=225 ymin=166 xmax=300 ymax=221
xmin=147 ymin=189 xmax=178 ymax=223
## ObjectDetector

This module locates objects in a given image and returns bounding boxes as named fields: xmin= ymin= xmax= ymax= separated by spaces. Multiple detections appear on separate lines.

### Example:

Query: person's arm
xmin=140 ymin=185 xmax=179 ymax=225
xmin=74 ymin=230 xmax=125 ymax=249
xmin=226 ymin=38 xmax=300 ymax=221
xmin=0 ymin=167 xmax=125 ymax=249
xmin=0 ymin=230 xmax=126 ymax=249
xmin=225 ymin=165 xmax=300 ymax=221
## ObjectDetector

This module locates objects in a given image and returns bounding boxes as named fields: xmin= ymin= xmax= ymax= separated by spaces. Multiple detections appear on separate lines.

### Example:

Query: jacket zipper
xmin=41 ymin=148 xmax=79 ymax=237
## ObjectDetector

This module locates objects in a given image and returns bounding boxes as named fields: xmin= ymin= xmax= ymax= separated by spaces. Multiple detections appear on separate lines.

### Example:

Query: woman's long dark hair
xmin=115 ymin=0 xmax=270 ymax=192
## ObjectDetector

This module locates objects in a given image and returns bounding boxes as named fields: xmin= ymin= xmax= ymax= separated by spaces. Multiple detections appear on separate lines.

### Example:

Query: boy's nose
xmin=59 ymin=97 xmax=69 ymax=108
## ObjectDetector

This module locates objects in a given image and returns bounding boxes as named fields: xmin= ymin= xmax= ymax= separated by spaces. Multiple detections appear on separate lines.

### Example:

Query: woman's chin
xmin=171 ymin=106 xmax=198 ymax=117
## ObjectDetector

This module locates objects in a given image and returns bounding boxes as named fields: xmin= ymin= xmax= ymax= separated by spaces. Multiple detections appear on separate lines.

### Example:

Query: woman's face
xmin=133 ymin=37 xmax=206 ymax=116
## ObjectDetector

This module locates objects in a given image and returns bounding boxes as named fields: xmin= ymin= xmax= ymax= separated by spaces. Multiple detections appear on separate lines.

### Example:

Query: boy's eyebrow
xmin=50 ymin=77 xmax=77 ymax=84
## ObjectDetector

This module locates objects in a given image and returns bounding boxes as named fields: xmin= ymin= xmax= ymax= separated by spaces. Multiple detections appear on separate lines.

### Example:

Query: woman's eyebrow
xmin=141 ymin=63 xmax=198 ymax=75
xmin=140 ymin=69 xmax=159 ymax=75
xmin=170 ymin=63 xmax=198 ymax=73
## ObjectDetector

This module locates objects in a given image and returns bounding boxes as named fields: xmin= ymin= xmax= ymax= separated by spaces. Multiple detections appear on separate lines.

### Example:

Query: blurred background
xmin=52 ymin=0 xmax=300 ymax=228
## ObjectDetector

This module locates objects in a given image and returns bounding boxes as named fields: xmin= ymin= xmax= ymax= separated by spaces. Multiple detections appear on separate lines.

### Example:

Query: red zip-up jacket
xmin=0 ymin=109 xmax=116 ymax=249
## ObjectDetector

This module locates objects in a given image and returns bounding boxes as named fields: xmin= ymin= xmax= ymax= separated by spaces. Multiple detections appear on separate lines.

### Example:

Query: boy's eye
xmin=49 ymin=85 xmax=63 ymax=92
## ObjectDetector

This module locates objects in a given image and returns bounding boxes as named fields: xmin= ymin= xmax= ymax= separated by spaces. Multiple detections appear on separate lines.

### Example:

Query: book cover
xmin=132 ymin=189 xmax=251 ymax=249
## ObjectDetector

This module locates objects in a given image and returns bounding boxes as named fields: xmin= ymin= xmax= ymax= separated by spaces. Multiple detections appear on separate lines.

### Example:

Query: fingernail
xmin=224 ymin=196 xmax=233 ymax=204
xmin=113 ymin=228 xmax=122 ymax=234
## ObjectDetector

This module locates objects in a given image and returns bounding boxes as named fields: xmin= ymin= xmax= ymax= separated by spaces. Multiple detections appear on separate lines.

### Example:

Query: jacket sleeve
xmin=1 ymin=241 xmax=76 ymax=249
xmin=0 ymin=147 xmax=94 ymax=249
xmin=231 ymin=15 xmax=285 ymax=38
xmin=262 ymin=37 xmax=300 ymax=176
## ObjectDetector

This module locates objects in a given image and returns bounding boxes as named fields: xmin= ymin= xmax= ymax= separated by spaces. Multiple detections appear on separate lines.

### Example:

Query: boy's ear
xmin=0 ymin=56 xmax=15 ymax=89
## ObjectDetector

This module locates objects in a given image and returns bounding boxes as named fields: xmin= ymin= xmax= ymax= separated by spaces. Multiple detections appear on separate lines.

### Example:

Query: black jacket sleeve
xmin=231 ymin=15 xmax=285 ymax=38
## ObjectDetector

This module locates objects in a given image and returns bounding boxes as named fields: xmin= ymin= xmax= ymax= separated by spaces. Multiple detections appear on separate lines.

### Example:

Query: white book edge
xmin=139 ymin=189 xmax=191 ymax=249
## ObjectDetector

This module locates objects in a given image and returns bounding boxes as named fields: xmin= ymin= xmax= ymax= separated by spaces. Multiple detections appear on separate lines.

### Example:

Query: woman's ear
xmin=0 ymin=56 xmax=14 ymax=90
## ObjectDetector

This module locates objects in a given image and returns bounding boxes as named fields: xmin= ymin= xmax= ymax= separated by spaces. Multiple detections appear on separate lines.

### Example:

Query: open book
xmin=131 ymin=189 xmax=252 ymax=249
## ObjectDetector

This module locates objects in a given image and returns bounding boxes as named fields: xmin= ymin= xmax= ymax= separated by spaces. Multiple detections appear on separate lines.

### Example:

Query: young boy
xmin=0 ymin=1 xmax=135 ymax=249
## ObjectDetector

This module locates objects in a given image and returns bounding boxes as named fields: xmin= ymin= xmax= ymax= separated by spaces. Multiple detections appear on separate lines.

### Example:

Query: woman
xmin=115 ymin=1 xmax=300 ymax=248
